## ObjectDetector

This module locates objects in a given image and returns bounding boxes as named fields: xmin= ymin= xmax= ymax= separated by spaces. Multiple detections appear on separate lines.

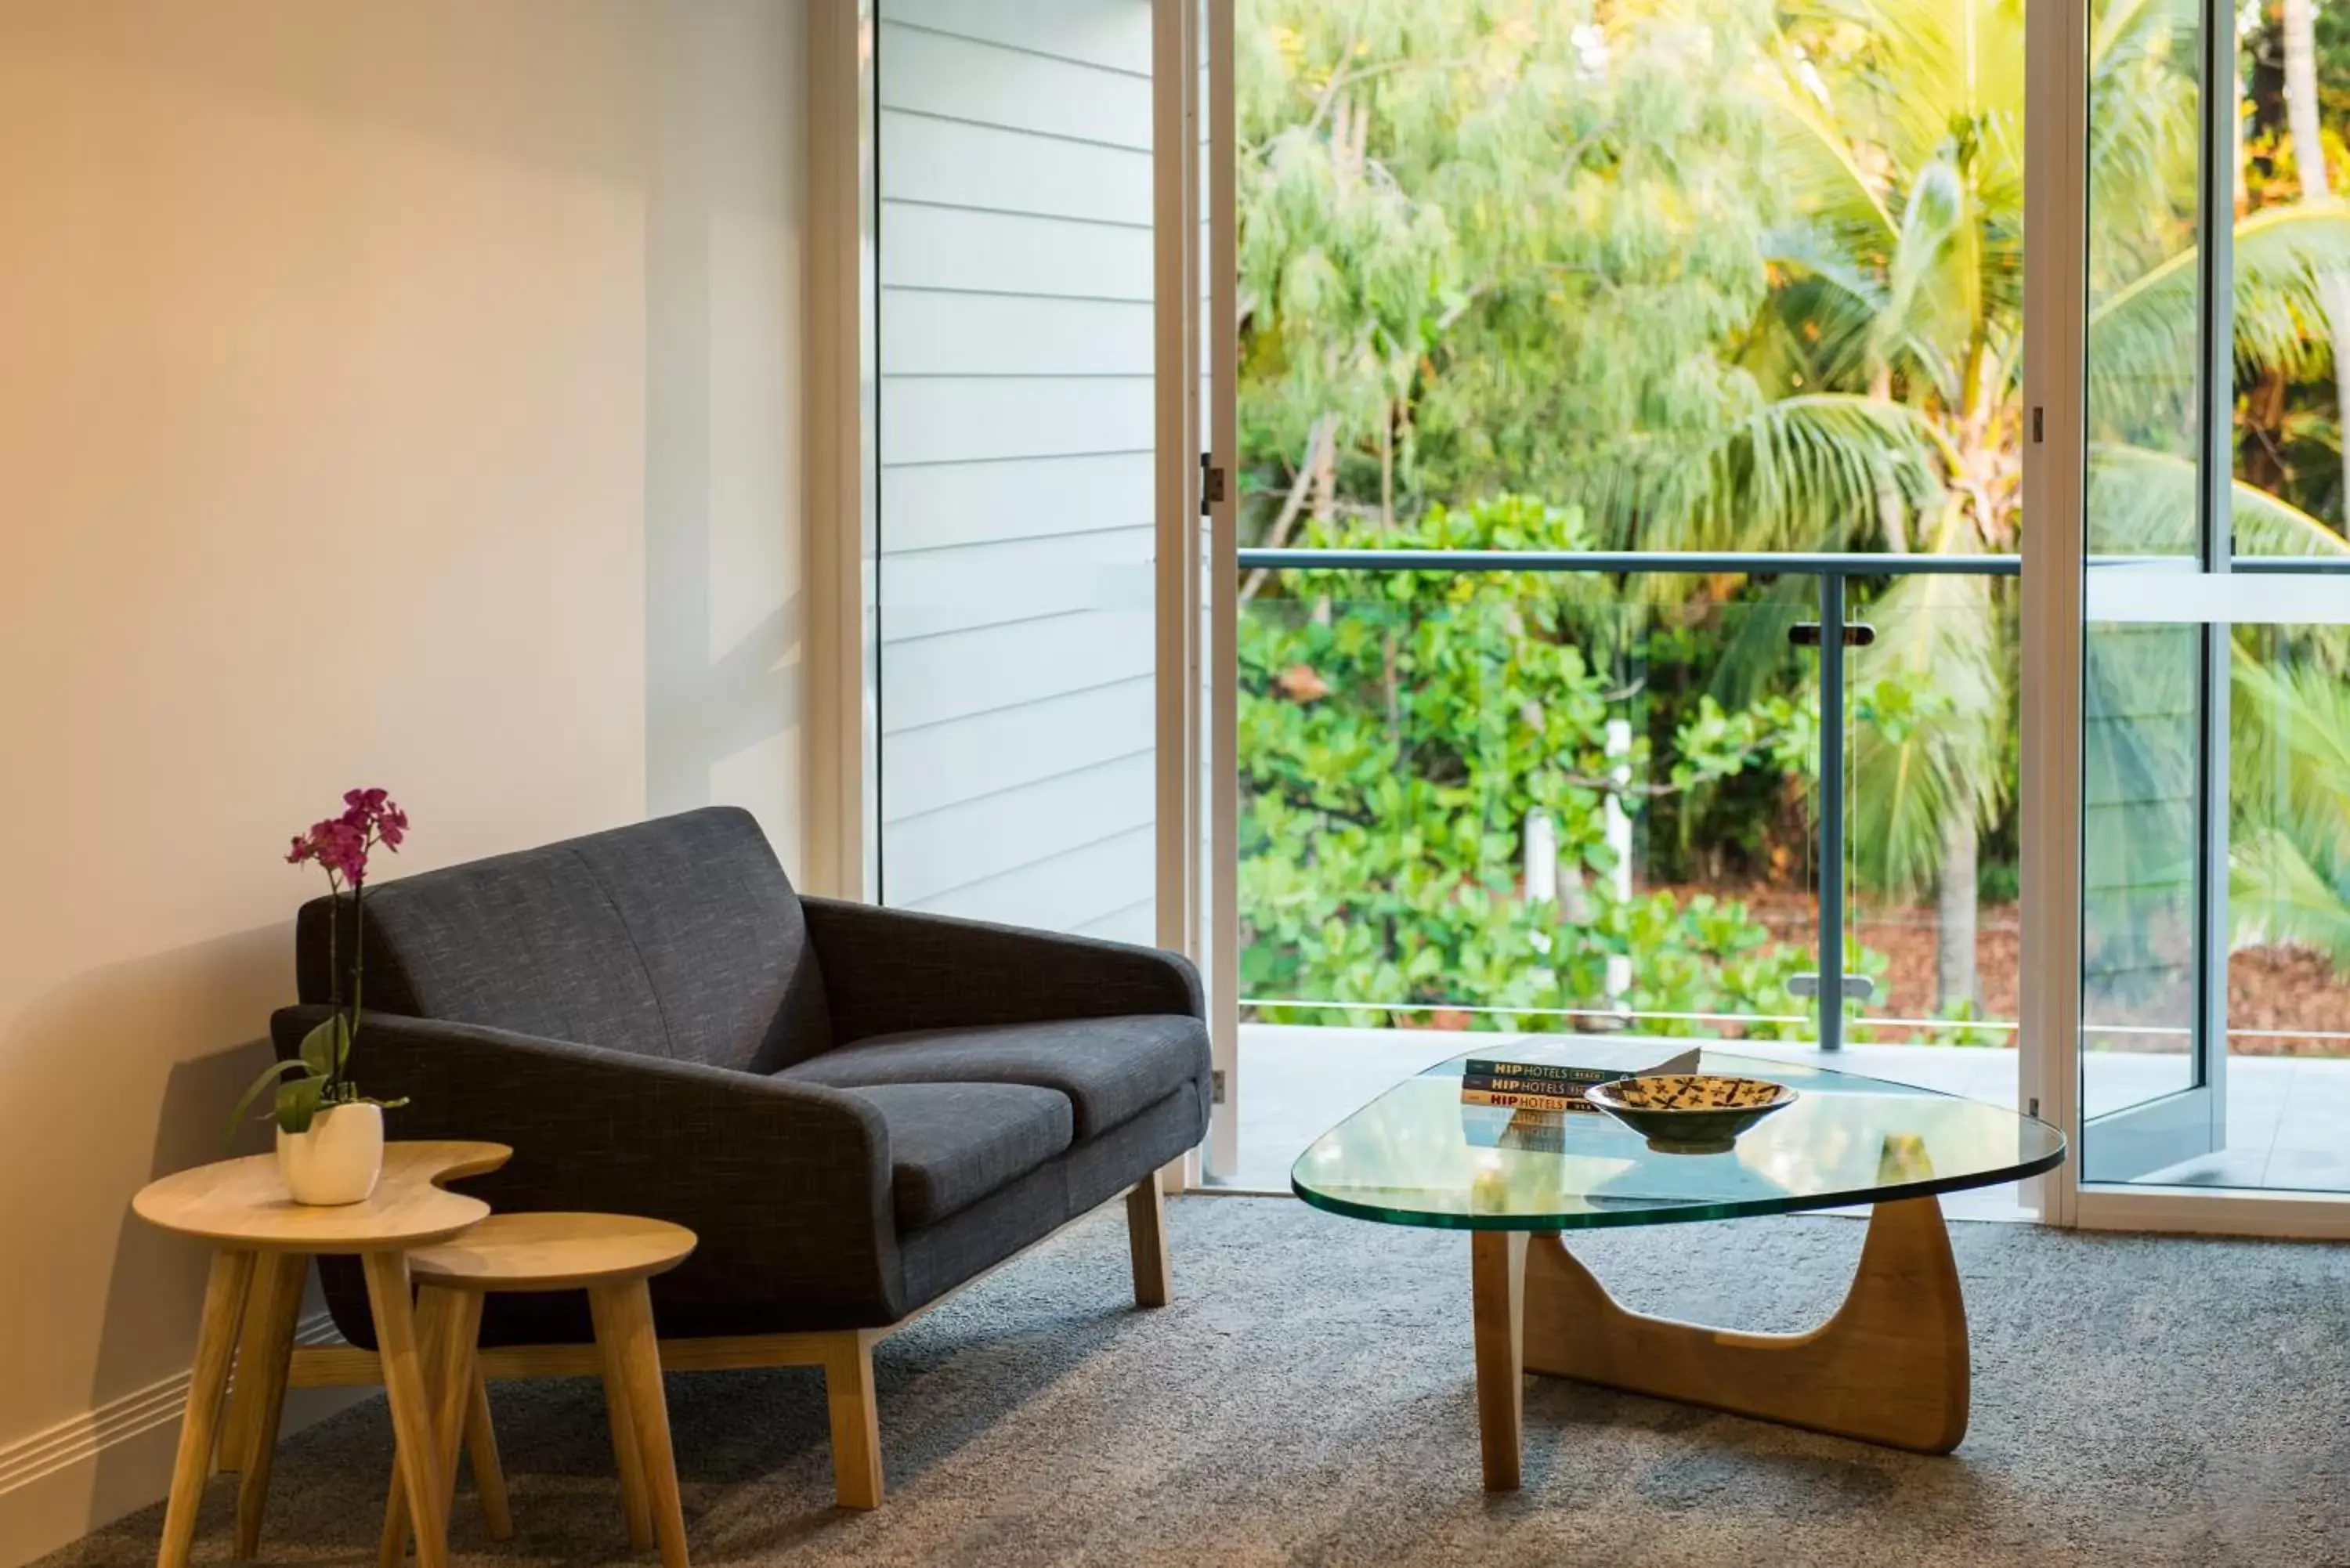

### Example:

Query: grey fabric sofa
xmin=270 ymin=805 xmax=1209 ymax=1507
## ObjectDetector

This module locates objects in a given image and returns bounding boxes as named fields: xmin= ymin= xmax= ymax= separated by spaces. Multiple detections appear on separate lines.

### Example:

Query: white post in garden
xmin=1524 ymin=811 xmax=1557 ymax=956
xmin=1604 ymin=718 xmax=1634 ymax=1008
xmin=1524 ymin=811 xmax=1558 ymax=904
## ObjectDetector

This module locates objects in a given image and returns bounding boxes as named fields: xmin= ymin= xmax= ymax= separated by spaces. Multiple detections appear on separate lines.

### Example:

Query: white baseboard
xmin=0 ymin=1313 xmax=362 ymax=1568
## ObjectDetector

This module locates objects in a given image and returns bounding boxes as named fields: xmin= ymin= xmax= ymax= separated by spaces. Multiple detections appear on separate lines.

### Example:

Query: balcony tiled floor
xmin=1226 ymin=1023 xmax=2350 ymax=1215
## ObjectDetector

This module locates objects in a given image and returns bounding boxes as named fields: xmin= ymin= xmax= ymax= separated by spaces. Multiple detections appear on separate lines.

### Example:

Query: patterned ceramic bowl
xmin=1583 ymin=1074 xmax=1799 ymax=1154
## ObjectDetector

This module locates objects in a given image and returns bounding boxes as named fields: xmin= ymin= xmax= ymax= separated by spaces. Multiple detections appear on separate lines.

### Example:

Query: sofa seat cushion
xmin=845 ymin=1082 xmax=1073 ymax=1229
xmin=783 ymin=1016 xmax=1210 ymax=1139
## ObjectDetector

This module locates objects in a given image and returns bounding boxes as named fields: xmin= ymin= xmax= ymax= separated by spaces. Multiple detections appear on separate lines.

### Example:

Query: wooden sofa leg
xmin=1126 ymin=1175 xmax=1171 ymax=1309
xmin=821 ymin=1332 xmax=884 ymax=1510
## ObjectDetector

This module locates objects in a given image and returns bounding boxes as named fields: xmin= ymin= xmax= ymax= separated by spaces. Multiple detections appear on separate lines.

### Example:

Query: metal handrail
xmin=1237 ymin=546 xmax=2350 ymax=1045
xmin=1235 ymin=545 xmax=2034 ymax=1050
xmin=1238 ymin=547 xmax=2350 ymax=575
xmin=1236 ymin=547 xmax=2019 ymax=576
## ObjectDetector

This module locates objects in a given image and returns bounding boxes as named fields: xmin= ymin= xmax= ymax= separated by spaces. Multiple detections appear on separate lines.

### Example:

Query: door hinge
xmin=2032 ymin=406 xmax=2044 ymax=444
xmin=1211 ymin=1068 xmax=1227 ymax=1105
xmin=1199 ymin=453 xmax=1226 ymax=515
xmin=2028 ymin=1096 xmax=2042 ymax=1121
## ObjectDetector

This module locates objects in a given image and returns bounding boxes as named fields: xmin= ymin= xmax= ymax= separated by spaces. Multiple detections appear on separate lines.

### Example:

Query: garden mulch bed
xmin=1704 ymin=885 xmax=2350 ymax=1056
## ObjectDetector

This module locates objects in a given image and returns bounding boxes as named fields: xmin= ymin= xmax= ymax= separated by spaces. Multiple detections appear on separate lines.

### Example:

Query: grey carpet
xmin=41 ymin=1198 xmax=2350 ymax=1567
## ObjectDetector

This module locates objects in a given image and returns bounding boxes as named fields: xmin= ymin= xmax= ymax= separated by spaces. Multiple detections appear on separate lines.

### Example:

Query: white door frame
xmin=1152 ymin=0 xmax=1238 ymax=1189
xmin=801 ymin=0 xmax=879 ymax=905
xmin=2017 ymin=0 xmax=2087 ymax=1230
xmin=2019 ymin=0 xmax=2350 ymax=1237
xmin=1152 ymin=0 xmax=1206 ymax=1187
xmin=1206 ymin=0 xmax=1239 ymax=1187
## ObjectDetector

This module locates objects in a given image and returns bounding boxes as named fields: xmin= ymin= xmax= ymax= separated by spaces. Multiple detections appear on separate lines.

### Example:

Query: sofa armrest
xmin=271 ymin=1006 xmax=906 ymax=1328
xmin=800 ymin=898 xmax=1205 ymax=1045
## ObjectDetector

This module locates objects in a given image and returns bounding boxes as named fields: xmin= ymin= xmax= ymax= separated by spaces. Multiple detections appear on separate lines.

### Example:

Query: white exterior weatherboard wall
xmin=876 ymin=0 xmax=1159 ymax=941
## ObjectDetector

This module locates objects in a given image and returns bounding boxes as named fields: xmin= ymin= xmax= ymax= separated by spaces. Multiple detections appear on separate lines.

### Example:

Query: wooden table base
xmin=154 ymin=1249 xmax=456 ymax=1568
xmin=1470 ymin=1195 xmax=1970 ymax=1490
xmin=134 ymin=1143 xmax=510 ymax=1568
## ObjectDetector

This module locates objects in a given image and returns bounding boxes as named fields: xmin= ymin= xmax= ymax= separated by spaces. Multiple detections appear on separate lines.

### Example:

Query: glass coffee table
xmin=1291 ymin=1044 xmax=2066 ymax=1490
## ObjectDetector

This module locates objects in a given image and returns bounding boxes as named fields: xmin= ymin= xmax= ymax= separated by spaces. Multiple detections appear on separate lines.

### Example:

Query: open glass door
xmin=2074 ymin=0 xmax=2350 ymax=1193
xmin=2074 ymin=0 xmax=2223 ymax=1178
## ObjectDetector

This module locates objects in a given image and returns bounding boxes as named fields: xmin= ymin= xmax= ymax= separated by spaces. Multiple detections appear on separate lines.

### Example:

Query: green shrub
xmin=1238 ymin=494 xmax=1885 ymax=1035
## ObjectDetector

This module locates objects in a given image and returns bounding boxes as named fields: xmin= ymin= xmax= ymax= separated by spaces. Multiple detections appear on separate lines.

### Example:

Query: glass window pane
xmin=1232 ymin=567 xmax=1825 ymax=1187
xmin=2232 ymin=0 xmax=2350 ymax=554
xmin=2080 ymin=621 xmax=2200 ymax=1116
xmin=2085 ymin=0 xmax=2202 ymax=559
xmin=2225 ymin=618 xmax=2350 ymax=1190
xmin=2078 ymin=0 xmax=2350 ymax=1194
xmin=1843 ymin=576 xmax=2022 ymax=1057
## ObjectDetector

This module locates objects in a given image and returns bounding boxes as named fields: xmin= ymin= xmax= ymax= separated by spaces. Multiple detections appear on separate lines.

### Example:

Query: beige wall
xmin=0 ymin=4 xmax=805 ymax=1559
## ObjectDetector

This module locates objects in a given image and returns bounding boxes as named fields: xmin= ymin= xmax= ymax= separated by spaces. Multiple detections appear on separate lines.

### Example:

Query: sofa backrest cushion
xmin=295 ymin=806 xmax=833 ymax=1072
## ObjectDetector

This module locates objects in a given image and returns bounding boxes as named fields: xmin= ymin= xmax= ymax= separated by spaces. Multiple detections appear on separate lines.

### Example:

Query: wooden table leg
xmin=361 ymin=1252 xmax=450 ymax=1568
xmin=230 ymin=1251 xmax=307 ymax=1558
xmin=594 ymin=1280 xmax=689 ymax=1568
xmin=379 ymin=1285 xmax=479 ymax=1568
xmin=1519 ymin=1196 xmax=1971 ymax=1453
xmin=157 ymin=1248 xmax=256 ymax=1568
xmin=214 ymin=1263 xmax=272 ymax=1476
xmin=1470 ymin=1232 xmax=1528 ymax=1493
xmin=588 ymin=1284 xmax=654 ymax=1548
xmin=466 ymin=1367 xmax=514 ymax=1540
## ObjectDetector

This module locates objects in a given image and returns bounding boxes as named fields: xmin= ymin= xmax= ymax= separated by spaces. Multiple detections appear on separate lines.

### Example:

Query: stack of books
xmin=1458 ymin=1046 xmax=1704 ymax=1114
xmin=1462 ymin=1107 xmax=1582 ymax=1154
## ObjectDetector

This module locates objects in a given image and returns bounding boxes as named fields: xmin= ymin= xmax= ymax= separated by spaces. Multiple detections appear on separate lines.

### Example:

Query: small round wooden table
xmin=131 ymin=1142 xmax=511 ymax=1568
xmin=380 ymin=1212 xmax=699 ymax=1568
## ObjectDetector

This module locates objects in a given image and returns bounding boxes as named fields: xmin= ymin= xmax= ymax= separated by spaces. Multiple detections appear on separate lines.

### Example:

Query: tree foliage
xmin=1242 ymin=496 xmax=1872 ymax=1031
xmin=1235 ymin=0 xmax=2350 ymax=1035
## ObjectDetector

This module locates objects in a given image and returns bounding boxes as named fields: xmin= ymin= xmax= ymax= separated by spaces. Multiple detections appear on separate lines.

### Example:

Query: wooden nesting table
xmin=131 ymin=1141 xmax=512 ymax=1568
xmin=381 ymin=1212 xmax=699 ymax=1568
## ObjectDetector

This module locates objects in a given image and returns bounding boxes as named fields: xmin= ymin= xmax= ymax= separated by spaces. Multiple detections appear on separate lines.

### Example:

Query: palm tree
xmin=2280 ymin=0 xmax=2350 ymax=518
xmin=1611 ymin=0 xmax=2350 ymax=1011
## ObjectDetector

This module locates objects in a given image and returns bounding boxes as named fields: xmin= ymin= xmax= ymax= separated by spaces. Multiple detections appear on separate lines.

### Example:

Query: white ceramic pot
xmin=275 ymin=1101 xmax=385 ymax=1205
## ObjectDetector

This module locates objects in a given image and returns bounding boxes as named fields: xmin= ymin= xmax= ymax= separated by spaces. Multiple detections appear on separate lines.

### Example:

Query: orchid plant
xmin=231 ymin=789 xmax=412 ymax=1137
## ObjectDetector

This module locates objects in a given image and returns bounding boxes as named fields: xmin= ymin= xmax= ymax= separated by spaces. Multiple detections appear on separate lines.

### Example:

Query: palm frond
xmin=1805 ymin=0 xmax=2026 ymax=187
xmin=1875 ymin=154 xmax=1977 ymax=400
xmin=2085 ymin=0 xmax=2200 ymax=232
xmin=2231 ymin=823 xmax=2350 ymax=966
xmin=1625 ymin=393 xmax=1946 ymax=553
xmin=1849 ymin=571 xmax=2009 ymax=894
xmin=2087 ymin=443 xmax=2350 ymax=556
xmin=2088 ymin=0 xmax=2196 ymax=74
xmin=2088 ymin=208 xmax=2350 ymax=436
xmin=1759 ymin=67 xmax=1901 ymax=269
xmin=1756 ymin=222 xmax=1892 ymax=387
xmin=2235 ymin=654 xmax=2350 ymax=836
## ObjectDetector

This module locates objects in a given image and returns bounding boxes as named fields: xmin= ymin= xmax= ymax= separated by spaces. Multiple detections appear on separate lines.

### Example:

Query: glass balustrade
xmin=1226 ymin=550 xmax=2024 ymax=1187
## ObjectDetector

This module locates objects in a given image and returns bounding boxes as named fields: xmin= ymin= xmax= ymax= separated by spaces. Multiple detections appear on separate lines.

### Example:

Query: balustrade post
xmin=1817 ymin=572 xmax=1847 ymax=1053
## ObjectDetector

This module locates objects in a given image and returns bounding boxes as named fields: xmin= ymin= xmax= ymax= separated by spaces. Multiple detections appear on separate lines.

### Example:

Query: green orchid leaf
xmin=226 ymin=1058 xmax=312 ymax=1147
xmin=298 ymin=1014 xmax=351 ymax=1077
xmin=274 ymin=1075 xmax=325 ymax=1135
